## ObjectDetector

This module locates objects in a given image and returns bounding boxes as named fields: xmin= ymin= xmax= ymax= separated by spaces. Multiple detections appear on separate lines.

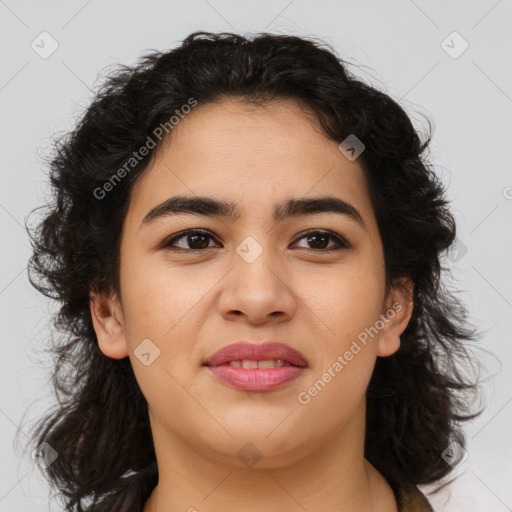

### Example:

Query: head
xmin=27 ymin=31 xmax=481 ymax=511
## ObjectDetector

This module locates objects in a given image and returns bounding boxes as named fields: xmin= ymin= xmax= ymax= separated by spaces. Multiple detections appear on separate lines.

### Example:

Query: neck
xmin=143 ymin=400 xmax=397 ymax=512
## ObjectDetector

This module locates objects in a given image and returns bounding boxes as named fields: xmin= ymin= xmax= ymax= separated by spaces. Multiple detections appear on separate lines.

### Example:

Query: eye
xmin=291 ymin=229 xmax=350 ymax=252
xmin=160 ymin=229 xmax=219 ymax=251
xmin=160 ymin=228 xmax=350 ymax=253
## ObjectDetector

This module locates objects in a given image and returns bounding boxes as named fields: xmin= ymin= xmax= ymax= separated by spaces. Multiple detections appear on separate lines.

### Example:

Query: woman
xmin=27 ymin=31 xmax=482 ymax=511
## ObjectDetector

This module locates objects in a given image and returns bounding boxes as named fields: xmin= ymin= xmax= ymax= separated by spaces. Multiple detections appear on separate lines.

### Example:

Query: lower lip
xmin=205 ymin=365 xmax=305 ymax=391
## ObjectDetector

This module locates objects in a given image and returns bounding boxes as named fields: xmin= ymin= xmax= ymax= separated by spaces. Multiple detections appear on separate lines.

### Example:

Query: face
xmin=91 ymin=97 xmax=413 ymax=468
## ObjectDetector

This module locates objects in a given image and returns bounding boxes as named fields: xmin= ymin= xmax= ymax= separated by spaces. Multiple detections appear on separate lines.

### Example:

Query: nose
xmin=217 ymin=246 xmax=297 ymax=325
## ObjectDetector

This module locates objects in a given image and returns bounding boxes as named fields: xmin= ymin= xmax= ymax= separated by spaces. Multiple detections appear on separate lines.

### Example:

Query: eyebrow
xmin=141 ymin=194 xmax=366 ymax=229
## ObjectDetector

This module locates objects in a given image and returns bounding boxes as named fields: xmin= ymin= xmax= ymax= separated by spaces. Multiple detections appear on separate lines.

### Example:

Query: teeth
xmin=258 ymin=359 xmax=285 ymax=369
xmin=229 ymin=359 xmax=288 ymax=369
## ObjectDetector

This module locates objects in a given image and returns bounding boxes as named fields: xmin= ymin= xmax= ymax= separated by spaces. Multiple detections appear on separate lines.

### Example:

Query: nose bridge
xmin=233 ymin=232 xmax=284 ymax=290
xmin=218 ymin=231 xmax=296 ymax=322
xmin=235 ymin=233 xmax=269 ymax=265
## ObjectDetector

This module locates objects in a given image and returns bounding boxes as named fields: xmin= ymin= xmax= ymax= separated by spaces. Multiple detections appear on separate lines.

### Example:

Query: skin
xmin=90 ymin=97 xmax=414 ymax=512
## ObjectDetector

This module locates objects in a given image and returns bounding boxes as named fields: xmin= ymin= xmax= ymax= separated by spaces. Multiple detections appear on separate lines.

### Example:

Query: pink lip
xmin=203 ymin=341 xmax=308 ymax=368
xmin=203 ymin=341 xmax=308 ymax=392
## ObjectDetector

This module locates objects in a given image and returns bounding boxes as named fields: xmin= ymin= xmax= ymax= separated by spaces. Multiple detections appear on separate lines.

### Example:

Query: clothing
xmin=395 ymin=484 xmax=434 ymax=512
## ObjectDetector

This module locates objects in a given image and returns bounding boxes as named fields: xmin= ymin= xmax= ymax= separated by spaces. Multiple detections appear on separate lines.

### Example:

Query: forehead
xmin=128 ymin=97 xmax=374 ymax=226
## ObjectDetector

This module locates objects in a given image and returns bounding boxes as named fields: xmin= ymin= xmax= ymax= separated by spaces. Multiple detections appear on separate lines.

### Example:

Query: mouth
xmin=202 ymin=341 xmax=308 ymax=391
xmin=203 ymin=341 xmax=308 ymax=368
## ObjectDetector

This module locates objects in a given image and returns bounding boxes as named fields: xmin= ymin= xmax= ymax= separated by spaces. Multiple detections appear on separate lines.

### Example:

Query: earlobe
xmin=376 ymin=278 xmax=414 ymax=358
xmin=89 ymin=290 xmax=129 ymax=359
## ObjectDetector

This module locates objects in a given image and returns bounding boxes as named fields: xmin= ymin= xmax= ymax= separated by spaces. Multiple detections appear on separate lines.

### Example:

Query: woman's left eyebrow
xmin=140 ymin=194 xmax=366 ymax=229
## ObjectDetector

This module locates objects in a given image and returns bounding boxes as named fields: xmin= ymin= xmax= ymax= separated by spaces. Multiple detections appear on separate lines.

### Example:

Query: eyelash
xmin=159 ymin=228 xmax=350 ymax=252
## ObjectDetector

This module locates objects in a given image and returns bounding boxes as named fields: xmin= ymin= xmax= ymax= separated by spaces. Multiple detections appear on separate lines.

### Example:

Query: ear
xmin=89 ymin=290 xmax=129 ymax=359
xmin=376 ymin=278 xmax=414 ymax=357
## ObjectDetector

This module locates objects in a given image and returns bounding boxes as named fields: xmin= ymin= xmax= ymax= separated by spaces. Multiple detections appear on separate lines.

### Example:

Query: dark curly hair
xmin=24 ymin=31 xmax=483 ymax=511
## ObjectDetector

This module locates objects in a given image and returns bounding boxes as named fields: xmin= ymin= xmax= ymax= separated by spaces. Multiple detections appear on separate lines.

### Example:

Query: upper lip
xmin=203 ymin=341 xmax=308 ymax=368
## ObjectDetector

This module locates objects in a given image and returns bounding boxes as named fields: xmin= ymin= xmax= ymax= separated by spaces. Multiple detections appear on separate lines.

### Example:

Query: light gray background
xmin=1 ymin=1 xmax=511 ymax=510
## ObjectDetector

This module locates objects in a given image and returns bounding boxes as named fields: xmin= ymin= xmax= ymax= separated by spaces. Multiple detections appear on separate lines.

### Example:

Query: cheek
xmin=296 ymin=268 xmax=382 ymax=423
xmin=119 ymin=252 xmax=203 ymax=339
xmin=118 ymin=252 xmax=217 ymax=400
xmin=119 ymin=258 xmax=201 ymax=416
xmin=304 ymin=257 xmax=385 ymax=340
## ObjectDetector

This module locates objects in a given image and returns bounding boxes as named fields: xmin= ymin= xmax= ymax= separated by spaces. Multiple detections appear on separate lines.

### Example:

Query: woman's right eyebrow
xmin=140 ymin=194 xmax=366 ymax=230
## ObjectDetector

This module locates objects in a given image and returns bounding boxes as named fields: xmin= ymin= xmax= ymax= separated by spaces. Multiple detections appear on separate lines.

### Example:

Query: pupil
xmin=189 ymin=234 xmax=208 ymax=249
xmin=309 ymin=235 xmax=328 ymax=249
